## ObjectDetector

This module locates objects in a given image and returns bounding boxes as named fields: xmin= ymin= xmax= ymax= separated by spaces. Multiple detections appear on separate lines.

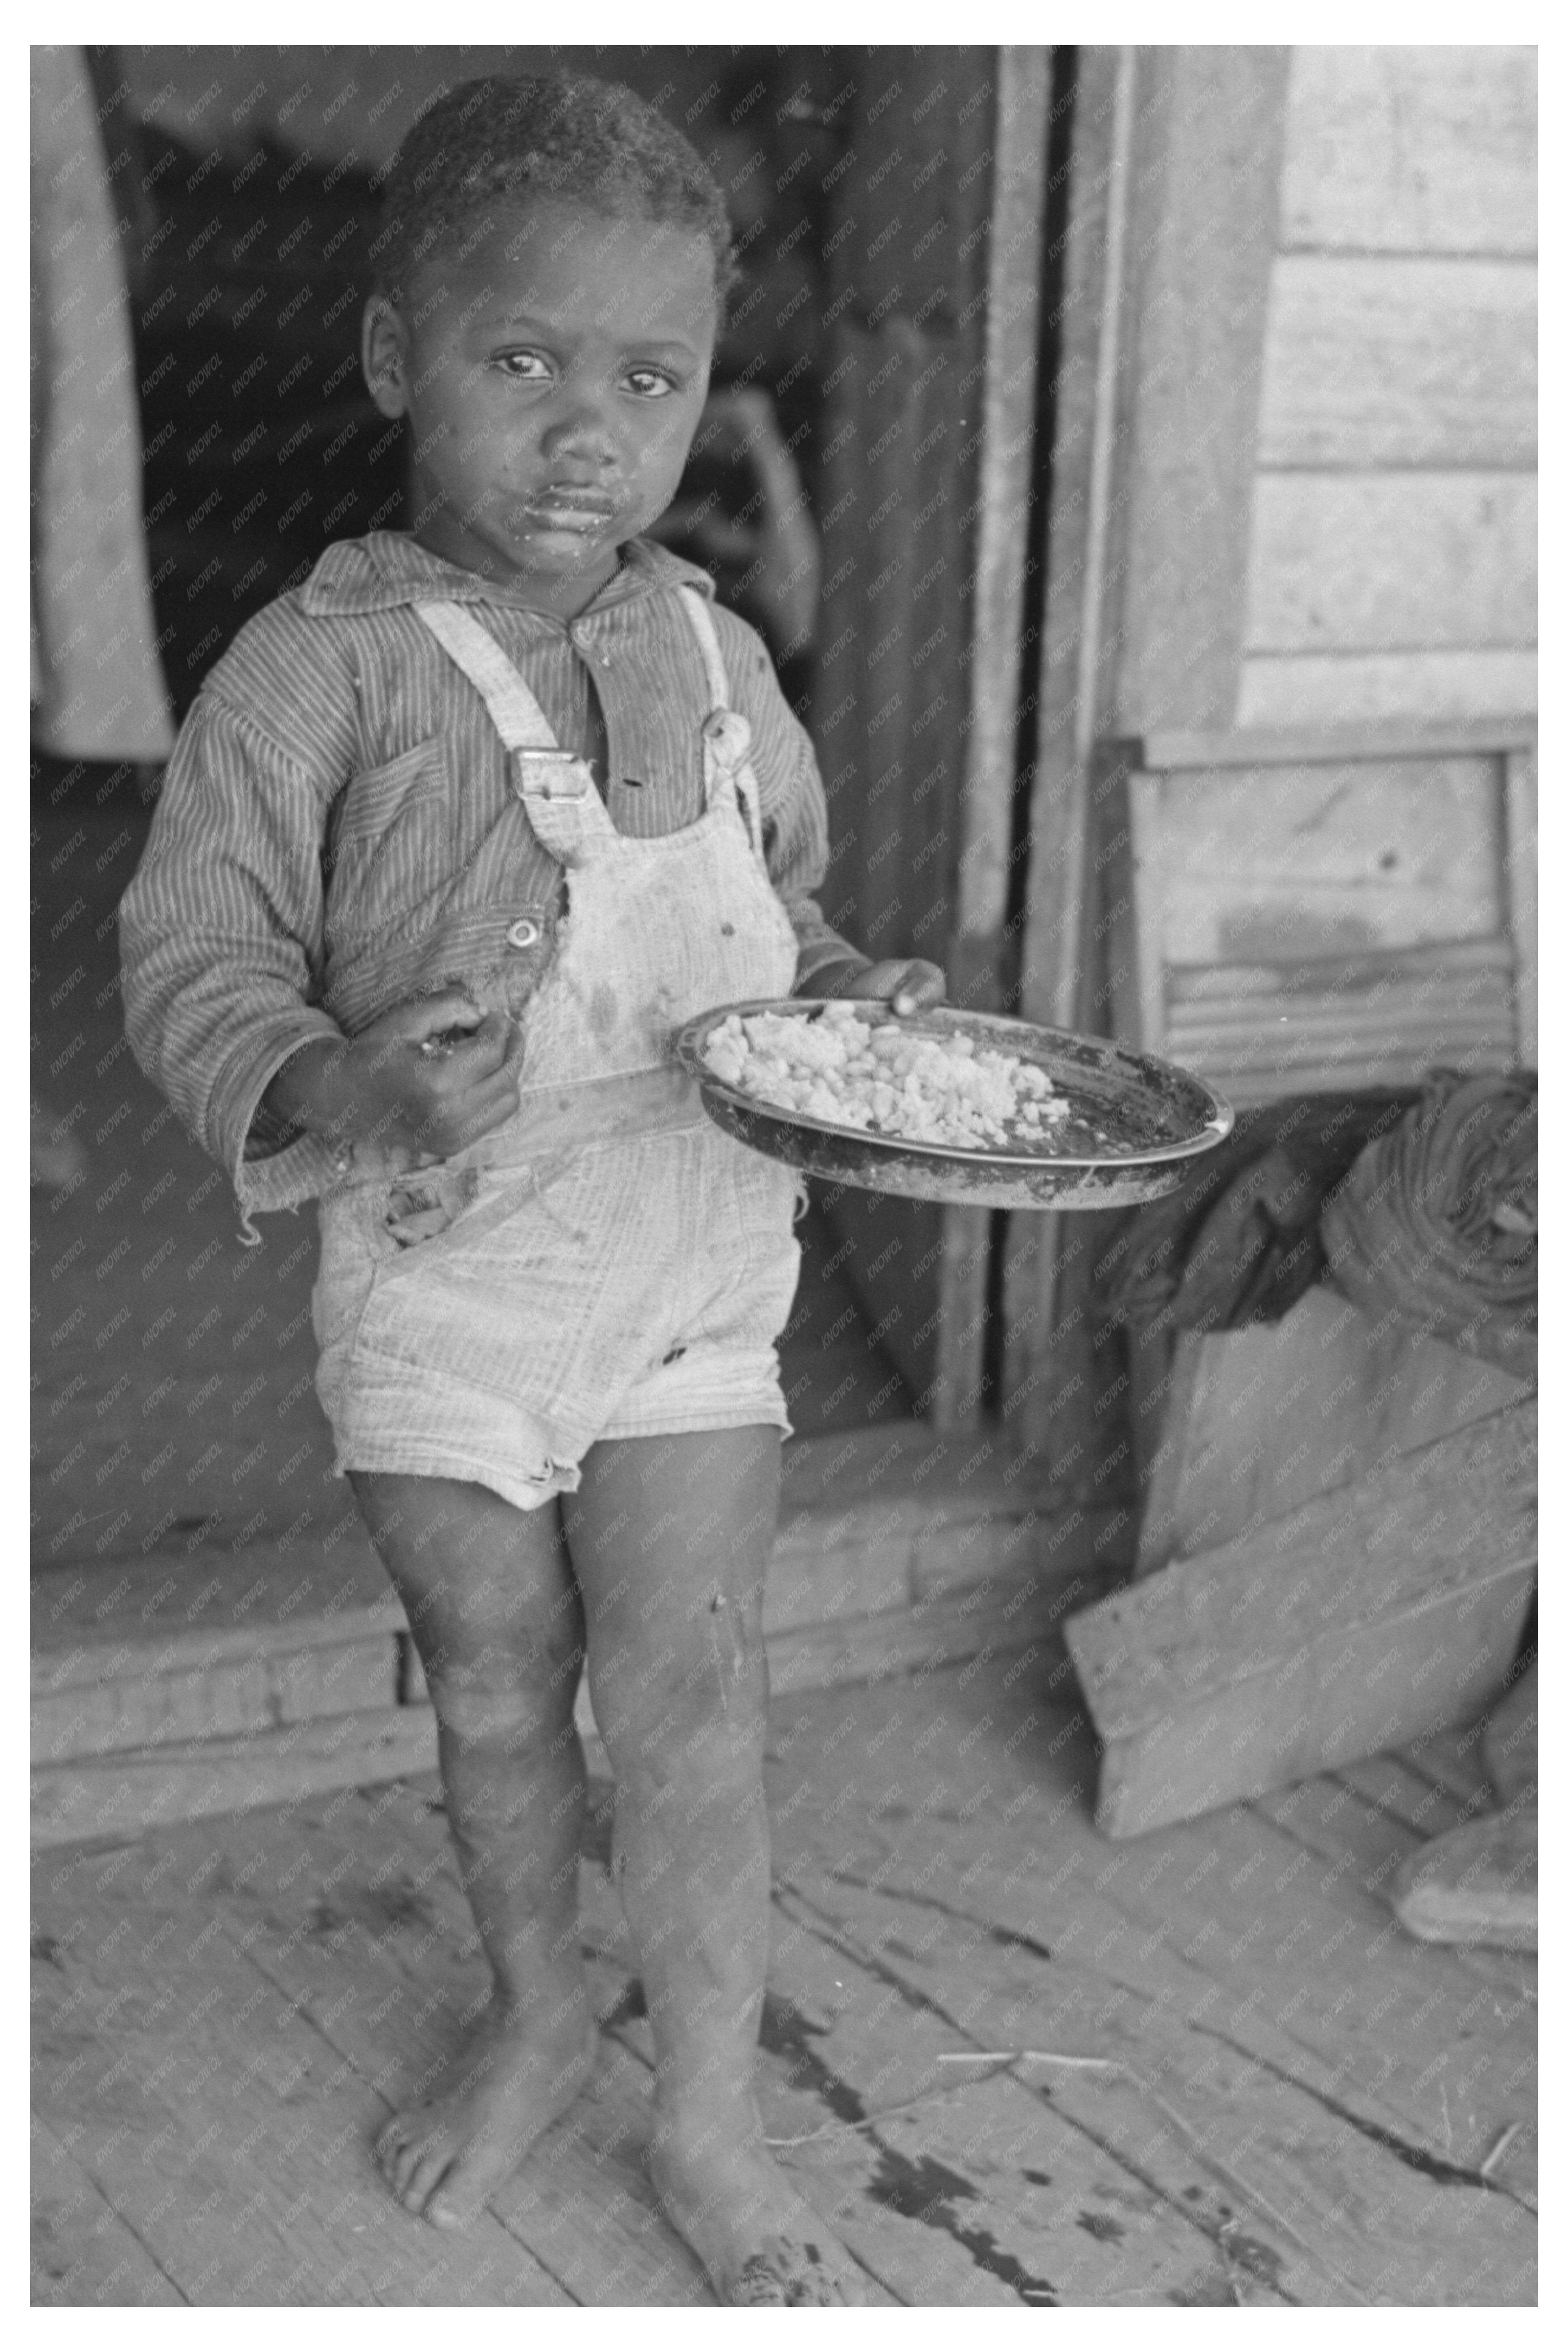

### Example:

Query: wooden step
xmin=31 ymin=1425 xmax=1133 ymax=1848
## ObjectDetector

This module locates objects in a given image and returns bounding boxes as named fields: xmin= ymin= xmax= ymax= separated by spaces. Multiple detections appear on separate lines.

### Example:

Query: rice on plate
xmin=700 ymin=1002 xmax=1078 ymax=1153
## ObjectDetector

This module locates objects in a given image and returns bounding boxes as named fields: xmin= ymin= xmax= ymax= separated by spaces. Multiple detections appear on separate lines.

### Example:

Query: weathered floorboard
xmin=768 ymin=1667 xmax=1536 ymax=2287
xmin=31 ymin=1848 xmax=572 ymax=2306
xmin=765 ymin=1674 xmax=1534 ymax=2303
xmin=30 ymin=2111 xmax=188 ymax=2308
xmin=29 ymin=1645 xmax=1535 ymax=2306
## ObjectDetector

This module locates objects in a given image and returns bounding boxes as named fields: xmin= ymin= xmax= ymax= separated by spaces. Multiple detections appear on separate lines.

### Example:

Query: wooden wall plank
xmin=1001 ymin=47 xmax=1135 ymax=1462
xmin=1149 ymin=757 xmax=1504 ymax=963
xmin=1505 ymin=744 xmax=1538 ymax=1065
xmin=953 ymin=44 xmax=1050 ymax=969
xmin=1137 ymin=716 xmax=1539 ymax=767
xmin=1014 ymin=46 xmax=1136 ymax=1037
xmin=936 ymin=46 xmax=1052 ymax=1431
xmin=1111 ymin=46 xmax=1293 ymax=734
xmin=1006 ymin=50 xmax=1294 ymax=1464
xmin=1257 ymin=256 xmax=1536 ymax=468
xmin=1245 ymin=473 xmax=1537 ymax=653
xmin=30 ymin=1636 xmax=398 ymax=1762
xmin=1279 ymin=48 xmax=1537 ymax=256
xmin=30 ymin=1704 xmax=443 ymax=1848
xmin=1236 ymin=647 xmax=1538 ymax=727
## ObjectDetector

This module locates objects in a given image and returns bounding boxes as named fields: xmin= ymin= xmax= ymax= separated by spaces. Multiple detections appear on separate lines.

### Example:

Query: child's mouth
xmin=521 ymin=487 xmax=619 ymax=535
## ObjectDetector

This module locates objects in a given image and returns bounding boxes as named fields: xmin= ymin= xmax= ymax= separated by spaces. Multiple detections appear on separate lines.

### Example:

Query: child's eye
xmin=494 ymin=351 xmax=553 ymax=384
xmin=624 ymin=367 xmax=678 ymax=399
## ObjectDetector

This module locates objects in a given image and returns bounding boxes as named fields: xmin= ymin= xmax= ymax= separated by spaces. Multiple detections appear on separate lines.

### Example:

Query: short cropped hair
xmin=372 ymin=71 xmax=738 ymax=312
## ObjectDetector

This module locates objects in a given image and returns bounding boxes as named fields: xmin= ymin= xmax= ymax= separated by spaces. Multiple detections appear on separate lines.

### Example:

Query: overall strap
xmin=413 ymin=600 xmax=561 ymax=750
xmin=678 ymin=585 xmax=767 ymax=855
xmin=677 ymin=585 xmax=731 ymax=709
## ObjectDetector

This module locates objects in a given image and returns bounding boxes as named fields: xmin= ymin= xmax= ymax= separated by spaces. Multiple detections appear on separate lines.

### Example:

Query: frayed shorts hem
xmin=597 ymin=1395 xmax=793 ymax=1444
xmin=327 ymin=1445 xmax=582 ymax=1514
xmin=329 ymin=1391 xmax=792 ymax=1516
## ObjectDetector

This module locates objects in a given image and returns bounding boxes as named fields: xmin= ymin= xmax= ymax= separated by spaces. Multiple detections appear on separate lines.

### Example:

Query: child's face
xmin=365 ymin=202 xmax=719 ymax=615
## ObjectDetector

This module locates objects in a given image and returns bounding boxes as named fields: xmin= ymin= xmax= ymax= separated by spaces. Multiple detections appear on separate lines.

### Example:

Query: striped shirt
xmin=119 ymin=531 xmax=862 ymax=1221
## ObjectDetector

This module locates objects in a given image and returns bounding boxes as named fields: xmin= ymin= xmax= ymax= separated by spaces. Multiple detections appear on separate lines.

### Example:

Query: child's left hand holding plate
xmin=815 ymin=957 xmax=948 ymax=1018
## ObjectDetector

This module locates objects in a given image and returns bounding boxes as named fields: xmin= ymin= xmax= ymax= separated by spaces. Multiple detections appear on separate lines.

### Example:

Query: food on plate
xmin=700 ymin=1002 xmax=1088 ymax=1153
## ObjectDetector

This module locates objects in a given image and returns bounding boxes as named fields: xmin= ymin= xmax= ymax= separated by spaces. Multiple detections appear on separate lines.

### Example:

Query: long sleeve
xmin=118 ymin=683 xmax=349 ymax=1220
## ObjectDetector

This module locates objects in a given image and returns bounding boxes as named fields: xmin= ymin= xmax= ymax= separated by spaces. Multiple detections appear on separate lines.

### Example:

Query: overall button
xmin=505 ymin=918 xmax=540 ymax=950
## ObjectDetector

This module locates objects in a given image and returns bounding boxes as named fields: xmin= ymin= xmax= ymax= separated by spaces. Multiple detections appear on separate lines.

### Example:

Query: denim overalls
xmin=312 ymin=586 xmax=805 ymax=1510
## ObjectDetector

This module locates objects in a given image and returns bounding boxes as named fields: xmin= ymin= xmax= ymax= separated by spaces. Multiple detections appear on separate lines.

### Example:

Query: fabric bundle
xmin=1320 ymin=1071 xmax=1537 ymax=1379
xmin=1095 ymin=1091 xmax=1417 ymax=1339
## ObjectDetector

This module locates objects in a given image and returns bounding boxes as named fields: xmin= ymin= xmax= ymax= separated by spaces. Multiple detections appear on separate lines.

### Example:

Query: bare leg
xmin=350 ymin=1471 xmax=598 ymax=2228
xmin=562 ymin=1429 xmax=870 ymax=2305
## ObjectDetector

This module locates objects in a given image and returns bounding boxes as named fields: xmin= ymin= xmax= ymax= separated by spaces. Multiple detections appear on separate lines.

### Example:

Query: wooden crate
xmin=1099 ymin=721 xmax=1537 ymax=1106
xmin=1064 ymin=1400 xmax=1536 ymax=1839
xmin=1135 ymin=1286 xmax=1534 ymax=1578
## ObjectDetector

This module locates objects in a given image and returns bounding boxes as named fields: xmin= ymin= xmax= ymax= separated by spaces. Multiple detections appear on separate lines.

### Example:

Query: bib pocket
xmin=325 ymin=738 xmax=453 ymax=962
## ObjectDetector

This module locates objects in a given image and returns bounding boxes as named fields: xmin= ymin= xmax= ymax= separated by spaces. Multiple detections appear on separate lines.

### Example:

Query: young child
xmin=120 ymin=72 xmax=944 ymax=2305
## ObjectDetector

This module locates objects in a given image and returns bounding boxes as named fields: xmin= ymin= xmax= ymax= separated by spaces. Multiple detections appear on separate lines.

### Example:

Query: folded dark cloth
xmin=1095 ymin=1091 xmax=1417 ymax=1339
xmin=1321 ymin=1071 xmax=1536 ymax=1379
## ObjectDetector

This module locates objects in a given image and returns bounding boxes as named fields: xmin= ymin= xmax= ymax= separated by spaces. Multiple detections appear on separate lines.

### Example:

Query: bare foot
xmin=376 ymin=1987 xmax=597 ymax=2228
xmin=650 ymin=2112 xmax=874 ymax=2305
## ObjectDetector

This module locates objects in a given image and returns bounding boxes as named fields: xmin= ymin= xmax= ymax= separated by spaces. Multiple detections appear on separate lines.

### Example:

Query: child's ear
xmin=362 ymin=296 xmax=412 ymax=418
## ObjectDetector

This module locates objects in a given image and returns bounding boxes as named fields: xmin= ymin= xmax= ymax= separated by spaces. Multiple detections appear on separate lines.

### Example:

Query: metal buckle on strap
xmin=701 ymin=709 xmax=752 ymax=766
xmin=509 ymin=749 xmax=591 ymax=801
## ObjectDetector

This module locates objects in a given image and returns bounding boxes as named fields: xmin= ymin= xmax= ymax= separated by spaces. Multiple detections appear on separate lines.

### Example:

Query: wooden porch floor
xmin=32 ymin=1645 xmax=1536 ymax=2307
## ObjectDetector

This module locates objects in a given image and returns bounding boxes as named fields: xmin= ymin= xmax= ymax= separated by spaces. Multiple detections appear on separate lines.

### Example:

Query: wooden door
xmin=809 ymin=47 xmax=1053 ymax=1424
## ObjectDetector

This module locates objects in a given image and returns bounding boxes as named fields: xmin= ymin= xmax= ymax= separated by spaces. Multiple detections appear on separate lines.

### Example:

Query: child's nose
xmin=543 ymin=390 xmax=622 ymax=468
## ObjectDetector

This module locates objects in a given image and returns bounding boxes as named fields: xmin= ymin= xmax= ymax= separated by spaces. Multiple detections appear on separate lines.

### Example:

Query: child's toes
xmin=423 ymin=2177 xmax=482 ymax=2231
xmin=392 ymin=2128 xmax=441 ymax=2203
xmin=403 ymin=2142 xmax=459 ymax=2217
xmin=730 ymin=2245 xmax=843 ymax=2306
xmin=374 ymin=2120 xmax=413 ymax=2189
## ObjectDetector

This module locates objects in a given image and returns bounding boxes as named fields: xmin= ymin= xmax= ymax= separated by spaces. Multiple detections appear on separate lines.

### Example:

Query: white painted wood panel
xmin=1245 ymin=473 xmax=1537 ymax=653
xmin=1151 ymin=759 xmax=1503 ymax=966
xmin=1257 ymin=256 xmax=1536 ymax=468
xmin=1280 ymin=48 xmax=1537 ymax=256
xmin=1237 ymin=647 xmax=1537 ymax=726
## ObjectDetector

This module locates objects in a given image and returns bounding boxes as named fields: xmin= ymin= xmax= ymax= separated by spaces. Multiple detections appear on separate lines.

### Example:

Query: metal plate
xmin=673 ymin=1000 xmax=1234 ymax=1211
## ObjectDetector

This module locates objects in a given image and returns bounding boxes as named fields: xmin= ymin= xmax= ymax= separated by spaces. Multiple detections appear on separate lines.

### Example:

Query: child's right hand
xmin=261 ymin=989 xmax=521 ymax=1166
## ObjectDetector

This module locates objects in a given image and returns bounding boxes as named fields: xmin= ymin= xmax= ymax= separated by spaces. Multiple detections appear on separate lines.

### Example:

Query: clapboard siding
xmin=1240 ymin=46 xmax=1536 ymax=727
xmin=1279 ymin=48 xmax=1537 ymax=255
xmin=1245 ymin=473 xmax=1537 ymax=652
xmin=1010 ymin=47 xmax=1536 ymax=1441
xmin=1256 ymin=255 xmax=1536 ymax=471
xmin=1236 ymin=649 xmax=1538 ymax=728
